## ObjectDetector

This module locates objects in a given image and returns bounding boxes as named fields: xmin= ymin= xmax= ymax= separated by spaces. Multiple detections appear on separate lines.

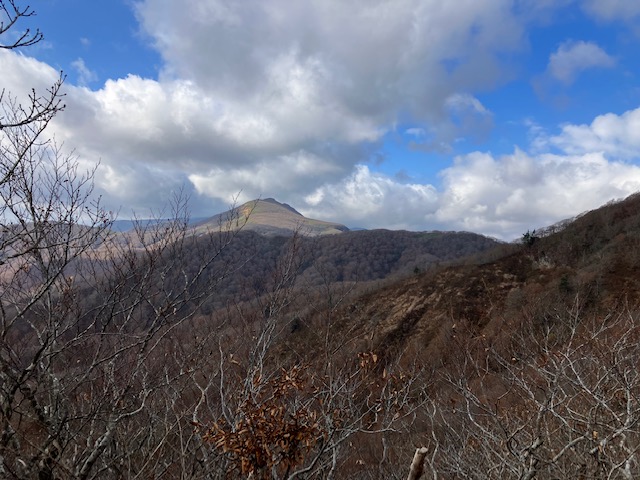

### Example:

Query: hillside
xmin=190 ymin=228 xmax=499 ymax=313
xmin=259 ymin=192 xmax=640 ymax=477
xmin=10 ymin=185 xmax=640 ymax=478
xmin=118 ymin=197 xmax=501 ymax=311
xmin=291 ymin=192 xmax=640 ymax=363
xmin=193 ymin=198 xmax=350 ymax=236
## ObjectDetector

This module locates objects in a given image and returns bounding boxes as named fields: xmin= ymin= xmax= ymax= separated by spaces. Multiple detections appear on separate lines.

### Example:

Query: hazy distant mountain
xmin=108 ymin=217 xmax=208 ymax=233
xmin=193 ymin=198 xmax=349 ymax=236
xmin=108 ymin=198 xmax=345 ymax=236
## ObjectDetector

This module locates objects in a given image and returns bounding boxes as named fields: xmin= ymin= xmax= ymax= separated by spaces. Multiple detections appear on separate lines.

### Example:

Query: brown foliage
xmin=202 ymin=366 xmax=322 ymax=478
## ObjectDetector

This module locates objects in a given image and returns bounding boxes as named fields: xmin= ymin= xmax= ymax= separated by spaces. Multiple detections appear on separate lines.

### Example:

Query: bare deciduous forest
xmin=3 ymin=2 xmax=640 ymax=479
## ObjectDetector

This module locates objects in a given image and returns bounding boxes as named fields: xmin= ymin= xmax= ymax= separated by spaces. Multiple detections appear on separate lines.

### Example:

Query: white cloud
xmin=445 ymin=93 xmax=490 ymax=115
xmin=433 ymin=105 xmax=640 ymax=238
xmin=547 ymin=40 xmax=615 ymax=84
xmin=2 ymin=0 xmax=526 ymax=218
xmin=302 ymin=165 xmax=439 ymax=230
xmin=549 ymin=106 xmax=640 ymax=159
xmin=582 ymin=0 xmax=640 ymax=21
xmin=5 ymin=44 xmax=640 ymax=240
xmin=302 ymin=104 xmax=640 ymax=239
xmin=133 ymin=0 xmax=523 ymax=142
xmin=405 ymin=128 xmax=426 ymax=138
xmin=4 ymin=2 xmax=640 ymax=241
xmin=0 ymin=49 xmax=61 ymax=104
xmin=189 ymin=151 xmax=344 ymax=205
xmin=299 ymin=146 xmax=640 ymax=240
xmin=71 ymin=58 xmax=98 ymax=86
xmin=436 ymin=149 xmax=640 ymax=238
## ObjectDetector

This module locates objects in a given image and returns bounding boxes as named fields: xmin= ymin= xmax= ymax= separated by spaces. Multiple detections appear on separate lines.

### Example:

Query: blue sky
xmin=4 ymin=0 xmax=640 ymax=239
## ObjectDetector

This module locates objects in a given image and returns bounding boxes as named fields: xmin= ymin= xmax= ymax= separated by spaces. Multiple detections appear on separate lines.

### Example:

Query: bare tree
xmin=0 ymin=135 xmax=251 ymax=478
xmin=422 ymin=300 xmax=640 ymax=479
xmin=196 ymin=244 xmax=430 ymax=479
xmin=0 ymin=6 xmax=255 ymax=475
xmin=0 ymin=0 xmax=65 ymax=136
xmin=1 ymin=1 xmax=42 ymax=49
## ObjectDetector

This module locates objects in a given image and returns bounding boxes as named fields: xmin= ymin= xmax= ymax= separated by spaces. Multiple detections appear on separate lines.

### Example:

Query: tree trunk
xmin=407 ymin=447 xmax=428 ymax=480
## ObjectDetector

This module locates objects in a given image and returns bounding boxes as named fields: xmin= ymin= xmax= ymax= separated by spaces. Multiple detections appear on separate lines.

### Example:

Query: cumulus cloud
xmin=299 ymin=147 xmax=640 ymax=240
xmin=132 ymin=0 xmax=522 ymax=144
xmin=299 ymin=102 xmax=640 ymax=239
xmin=1 ymin=1 xmax=528 ymax=216
xmin=435 ymin=149 xmax=640 ymax=238
xmin=549 ymin=107 xmax=640 ymax=159
xmin=432 ymin=106 xmax=640 ymax=238
xmin=0 ymin=49 xmax=61 ymax=104
xmin=302 ymin=165 xmax=439 ymax=230
xmin=189 ymin=151 xmax=345 ymax=205
xmin=432 ymin=105 xmax=640 ymax=238
xmin=4 ymin=1 xmax=640 ymax=240
xmin=298 ymin=144 xmax=640 ymax=240
xmin=547 ymin=40 xmax=615 ymax=85
xmin=135 ymin=0 xmax=523 ymax=98
xmin=4 ymin=42 xmax=640 ymax=240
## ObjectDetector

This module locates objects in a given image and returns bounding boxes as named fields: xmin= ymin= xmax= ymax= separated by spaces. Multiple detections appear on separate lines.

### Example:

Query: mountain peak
xmin=197 ymin=198 xmax=348 ymax=237
xmin=255 ymin=198 xmax=303 ymax=216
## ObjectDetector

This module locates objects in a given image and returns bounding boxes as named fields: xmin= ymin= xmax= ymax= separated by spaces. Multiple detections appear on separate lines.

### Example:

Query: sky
xmin=3 ymin=0 xmax=640 ymax=240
